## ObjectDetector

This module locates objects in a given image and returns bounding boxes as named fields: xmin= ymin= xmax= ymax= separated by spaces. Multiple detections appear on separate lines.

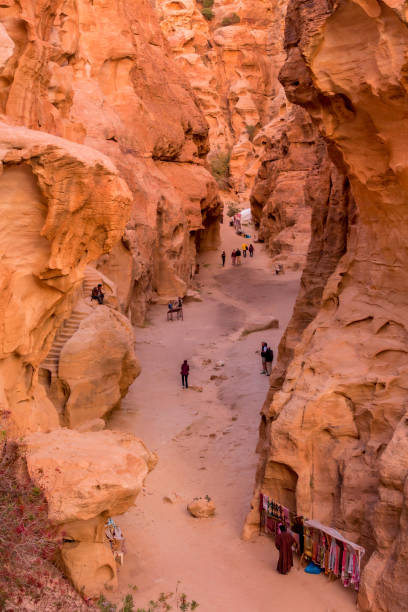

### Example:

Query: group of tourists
xmin=226 ymin=243 xmax=254 ymax=266
xmin=167 ymin=297 xmax=183 ymax=320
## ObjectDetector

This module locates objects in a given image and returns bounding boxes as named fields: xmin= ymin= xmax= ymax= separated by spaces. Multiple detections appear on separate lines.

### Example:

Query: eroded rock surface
xmin=59 ymin=307 xmax=140 ymax=429
xmin=0 ymin=0 xmax=221 ymax=325
xmin=251 ymin=107 xmax=319 ymax=270
xmin=248 ymin=2 xmax=408 ymax=610
xmin=158 ymin=0 xmax=287 ymax=202
xmin=24 ymin=428 xmax=157 ymax=596
xmin=0 ymin=122 xmax=131 ymax=437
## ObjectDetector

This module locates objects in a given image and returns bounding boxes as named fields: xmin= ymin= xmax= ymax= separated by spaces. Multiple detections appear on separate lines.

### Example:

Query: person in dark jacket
xmin=265 ymin=346 xmax=274 ymax=375
xmin=275 ymin=524 xmax=296 ymax=574
xmin=181 ymin=360 xmax=190 ymax=389
xmin=249 ymin=243 xmax=254 ymax=257
xmin=91 ymin=284 xmax=104 ymax=304
xmin=260 ymin=342 xmax=268 ymax=374
xmin=221 ymin=250 xmax=226 ymax=266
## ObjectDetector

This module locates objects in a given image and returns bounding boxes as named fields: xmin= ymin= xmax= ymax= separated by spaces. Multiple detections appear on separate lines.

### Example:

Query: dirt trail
xmin=109 ymin=223 xmax=357 ymax=611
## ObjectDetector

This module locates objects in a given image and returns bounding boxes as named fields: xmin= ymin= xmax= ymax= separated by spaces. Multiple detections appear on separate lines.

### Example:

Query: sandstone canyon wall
xmin=251 ymin=106 xmax=318 ymax=270
xmin=0 ymin=0 xmax=221 ymax=324
xmin=0 ymin=0 xmax=222 ymax=599
xmin=158 ymin=0 xmax=288 ymax=202
xmin=248 ymin=1 xmax=408 ymax=610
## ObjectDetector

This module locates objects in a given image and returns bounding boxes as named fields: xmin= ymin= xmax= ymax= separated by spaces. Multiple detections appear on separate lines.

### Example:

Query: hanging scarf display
xmin=258 ymin=494 xmax=365 ymax=591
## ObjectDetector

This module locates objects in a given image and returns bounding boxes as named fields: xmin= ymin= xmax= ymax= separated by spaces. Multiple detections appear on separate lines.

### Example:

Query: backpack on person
xmin=265 ymin=348 xmax=273 ymax=362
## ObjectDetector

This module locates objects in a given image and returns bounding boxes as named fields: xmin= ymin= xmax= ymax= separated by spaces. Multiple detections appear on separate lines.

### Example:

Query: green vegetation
xmin=221 ymin=13 xmax=240 ymax=26
xmin=201 ymin=7 xmax=214 ymax=20
xmin=200 ymin=1 xmax=214 ymax=21
xmin=97 ymin=585 xmax=199 ymax=612
xmin=226 ymin=202 xmax=240 ymax=217
xmin=210 ymin=150 xmax=231 ymax=189
xmin=245 ymin=124 xmax=257 ymax=142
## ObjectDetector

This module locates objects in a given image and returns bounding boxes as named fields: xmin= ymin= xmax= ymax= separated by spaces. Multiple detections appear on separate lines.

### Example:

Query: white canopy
xmin=304 ymin=519 xmax=365 ymax=556
xmin=240 ymin=208 xmax=252 ymax=223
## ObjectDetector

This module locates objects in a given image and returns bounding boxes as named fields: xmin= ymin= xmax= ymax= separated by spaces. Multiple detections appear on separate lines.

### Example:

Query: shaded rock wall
xmin=251 ymin=106 xmax=317 ymax=270
xmin=248 ymin=1 xmax=408 ymax=610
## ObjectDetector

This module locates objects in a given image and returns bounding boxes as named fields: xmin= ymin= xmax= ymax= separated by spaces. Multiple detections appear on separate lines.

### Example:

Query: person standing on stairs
xmin=180 ymin=360 xmax=190 ymax=389
xmin=91 ymin=284 xmax=104 ymax=304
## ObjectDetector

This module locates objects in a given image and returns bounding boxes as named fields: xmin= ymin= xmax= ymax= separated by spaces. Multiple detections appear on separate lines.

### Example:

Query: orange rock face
xmin=0 ymin=0 xmax=220 ymax=596
xmin=248 ymin=1 xmax=408 ymax=610
xmin=158 ymin=0 xmax=287 ymax=202
xmin=0 ymin=122 xmax=131 ymax=436
xmin=0 ymin=0 xmax=221 ymax=324
xmin=251 ymin=106 xmax=318 ymax=270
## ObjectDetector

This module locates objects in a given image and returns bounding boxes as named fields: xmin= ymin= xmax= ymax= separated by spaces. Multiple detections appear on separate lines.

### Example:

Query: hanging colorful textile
xmin=258 ymin=494 xmax=365 ymax=592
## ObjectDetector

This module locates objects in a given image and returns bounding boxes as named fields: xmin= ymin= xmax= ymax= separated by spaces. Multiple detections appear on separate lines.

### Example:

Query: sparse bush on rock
xmin=221 ymin=13 xmax=240 ymax=26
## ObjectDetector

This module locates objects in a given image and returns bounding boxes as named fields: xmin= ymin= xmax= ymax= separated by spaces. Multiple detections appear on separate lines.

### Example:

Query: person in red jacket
xmin=180 ymin=360 xmax=190 ymax=389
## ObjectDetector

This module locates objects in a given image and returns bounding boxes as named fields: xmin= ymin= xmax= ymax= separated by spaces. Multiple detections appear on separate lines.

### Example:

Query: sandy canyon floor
xmin=108 ymin=223 xmax=357 ymax=612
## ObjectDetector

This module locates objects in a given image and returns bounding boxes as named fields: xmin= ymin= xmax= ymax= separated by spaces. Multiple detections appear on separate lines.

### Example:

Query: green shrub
xmin=210 ymin=151 xmax=231 ymax=189
xmin=201 ymin=7 xmax=214 ymax=20
xmin=202 ymin=0 xmax=214 ymax=7
xmin=226 ymin=203 xmax=240 ymax=217
xmin=97 ymin=587 xmax=199 ymax=612
xmin=221 ymin=13 xmax=240 ymax=26
xmin=245 ymin=124 xmax=257 ymax=141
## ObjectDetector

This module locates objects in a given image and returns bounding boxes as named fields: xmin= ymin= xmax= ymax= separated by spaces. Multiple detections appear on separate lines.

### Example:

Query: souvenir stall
xmin=233 ymin=208 xmax=252 ymax=235
xmin=259 ymin=494 xmax=365 ymax=591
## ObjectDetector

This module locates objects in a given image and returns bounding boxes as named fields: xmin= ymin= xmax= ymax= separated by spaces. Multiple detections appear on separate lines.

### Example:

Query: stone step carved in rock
xmin=40 ymin=267 xmax=104 ymax=378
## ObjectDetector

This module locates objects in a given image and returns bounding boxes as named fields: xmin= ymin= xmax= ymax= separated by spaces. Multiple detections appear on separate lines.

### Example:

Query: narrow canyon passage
xmin=108 ymin=224 xmax=355 ymax=612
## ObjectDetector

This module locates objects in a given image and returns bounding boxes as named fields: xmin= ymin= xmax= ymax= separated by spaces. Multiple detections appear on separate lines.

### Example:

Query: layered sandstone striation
xmin=0 ymin=0 xmax=221 ymax=325
xmin=251 ymin=106 xmax=317 ymax=270
xmin=0 ymin=0 xmax=221 ymax=597
xmin=158 ymin=0 xmax=287 ymax=202
xmin=0 ymin=122 xmax=131 ymax=437
xmin=248 ymin=1 xmax=408 ymax=610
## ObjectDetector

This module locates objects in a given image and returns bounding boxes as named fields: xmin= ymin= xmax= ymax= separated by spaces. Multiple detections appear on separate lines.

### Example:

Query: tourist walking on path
xmin=242 ymin=243 xmax=248 ymax=258
xmin=260 ymin=342 xmax=268 ymax=374
xmin=231 ymin=249 xmax=236 ymax=266
xmin=180 ymin=360 xmax=189 ymax=389
xmin=249 ymin=244 xmax=254 ymax=257
xmin=221 ymin=250 xmax=226 ymax=266
xmin=275 ymin=524 xmax=296 ymax=574
xmin=235 ymin=248 xmax=241 ymax=265
xmin=265 ymin=346 xmax=274 ymax=375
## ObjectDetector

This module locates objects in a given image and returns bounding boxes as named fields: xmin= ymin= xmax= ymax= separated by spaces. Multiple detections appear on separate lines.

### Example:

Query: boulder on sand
xmin=240 ymin=316 xmax=279 ymax=337
xmin=187 ymin=497 xmax=216 ymax=518
xmin=23 ymin=428 xmax=157 ymax=596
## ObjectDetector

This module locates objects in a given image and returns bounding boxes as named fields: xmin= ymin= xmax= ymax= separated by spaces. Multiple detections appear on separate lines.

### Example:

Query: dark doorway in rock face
xmin=263 ymin=460 xmax=298 ymax=512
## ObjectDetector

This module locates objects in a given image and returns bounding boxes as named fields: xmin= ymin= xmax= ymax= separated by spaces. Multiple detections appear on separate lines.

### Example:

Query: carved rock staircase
xmin=41 ymin=267 xmax=104 ymax=377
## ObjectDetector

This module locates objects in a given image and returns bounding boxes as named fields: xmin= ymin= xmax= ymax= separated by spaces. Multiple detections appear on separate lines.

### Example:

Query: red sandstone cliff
xmin=247 ymin=1 xmax=408 ymax=610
